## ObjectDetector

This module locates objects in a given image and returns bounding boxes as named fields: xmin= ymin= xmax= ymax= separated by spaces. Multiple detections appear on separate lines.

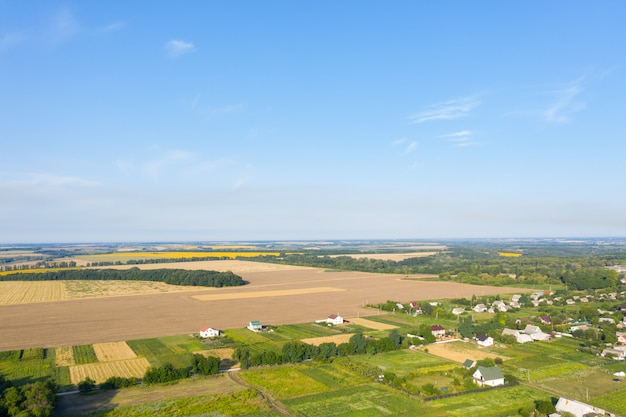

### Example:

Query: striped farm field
xmin=0 ymin=281 xmax=67 ymax=305
xmin=55 ymin=346 xmax=75 ymax=366
xmin=69 ymin=357 xmax=150 ymax=384
xmin=347 ymin=317 xmax=398 ymax=330
xmin=93 ymin=341 xmax=137 ymax=362
xmin=78 ymin=251 xmax=280 ymax=263
xmin=0 ymin=267 xmax=80 ymax=276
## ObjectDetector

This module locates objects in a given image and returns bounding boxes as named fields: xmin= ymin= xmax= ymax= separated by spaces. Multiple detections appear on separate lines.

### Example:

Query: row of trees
xmin=232 ymin=330 xmax=405 ymax=369
xmin=0 ymin=268 xmax=245 ymax=288
xmin=142 ymin=354 xmax=220 ymax=385
xmin=0 ymin=377 xmax=56 ymax=417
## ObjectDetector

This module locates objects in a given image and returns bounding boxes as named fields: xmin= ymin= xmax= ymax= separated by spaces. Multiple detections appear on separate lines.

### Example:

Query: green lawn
xmin=240 ymin=365 xmax=331 ymax=400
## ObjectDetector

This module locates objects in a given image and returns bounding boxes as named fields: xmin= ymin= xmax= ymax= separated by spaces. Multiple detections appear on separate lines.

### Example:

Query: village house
xmin=325 ymin=314 xmax=344 ymax=325
xmin=452 ymin=307 xmax=465 ymax=315
xmin=247 ymin=320 xmax=263 ymax=332
xmin=502 ymin=328 xmax=532 ymax=344
xmin=476 ymin=334 xmax=494 ymax=347
xmin=599 ymin=317 xmax=616 ymax=325
xmin=601 ymin=348 xmax=626 ymax=360
xmin=539 ymin=315 xmax=552 ymax=325
xmin=472 ymin=303 xmax=487 ymax=313
xmin=555 ymin=397 xmax=608 ymax=417
xmin=199 ymin=327 xmax=220 ymax=338
xmin=430 ymin=325 xmax=446 ymax=338
xmin=472 ymin=366 xmax=505 ymax=387
xmin=616 ymin=332 xmax=626 ymax=344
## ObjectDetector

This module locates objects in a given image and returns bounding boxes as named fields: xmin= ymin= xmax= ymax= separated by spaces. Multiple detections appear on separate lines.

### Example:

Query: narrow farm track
xmin=226 ymin=371 xmax=292 ymax=417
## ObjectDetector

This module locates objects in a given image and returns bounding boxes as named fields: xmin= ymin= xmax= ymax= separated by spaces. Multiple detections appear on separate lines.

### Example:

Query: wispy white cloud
xmin=165 ymin=39 xmax=195 ymax=58
xmin=404 ymin=141 xmax=417 ymax=154
xmin=391 ymin=138 xmax=406 ymax=147
xmin=232 ymin=178 xmax=247 ymax=191
xmin=441 ymin=130 xmax=479 ymax=147
xmin=408 ymin=96 xmax=479 ymax=124
xmin=141 ymin=147 xmax=195 ymax=180
xmin=543 ymin=78 xmax=586 ymax=123
xmin=49 ymin=7 xmax=79 ymax=44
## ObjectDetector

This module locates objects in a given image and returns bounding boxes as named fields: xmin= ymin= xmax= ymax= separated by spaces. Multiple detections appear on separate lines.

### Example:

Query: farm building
xmin=317 ymin=314 xmax=344 ymax=325
xmin=472 ymin=366 xmax=504 ymax=387
xmin=472 ymin=303 xmax=487 ymax=313
xmin=539 ymin=315 xmax=551 ymax=325
xmin=199 ymin=327 xmax=220 ymax=338
xmin=554 ymin=397 xmax=607 ymax=417
xmin=462 ymin=359 xmax=476 ymax=369
xmin=247 ymin=320 xmax=262 ymax=332
xmin=476 ymin=334 xmax=494 ymax=347
xmin=430 ymin=325 xmax=445 ymax=338
xmin=502 ymin=328 xmax=532 ymax=344
xmin=452 ymin=307 xmax=465 ymax=315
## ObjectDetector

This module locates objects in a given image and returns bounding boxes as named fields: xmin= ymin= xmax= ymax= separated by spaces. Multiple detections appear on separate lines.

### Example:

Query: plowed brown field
xmin=0 ymin=262 xmax=526 ymax=351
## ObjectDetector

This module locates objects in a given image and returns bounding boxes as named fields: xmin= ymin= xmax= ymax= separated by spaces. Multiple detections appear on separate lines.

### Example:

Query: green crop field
xmin=350 ymin=349 xmax=452 ymax=376
xmin=0 ymin=358 xmax=55 ymax=384
xmin=0 ymin=350 xmax=21 ymax=362
xmin=592 ymin=386 xmax=626 ymax=416
xmin=127 ymin=338 xmax=174 ymax=358
xmin=425 ymin=385 xmax=550 ymax=416
xmin=86 ymin=389 xmax=278 ymax=417
xmin=223 ymin=328 xmax=272 ymax=345
xmin=258 ymin=323 xmax=341 ymax=341
xmin=240 ymin=365 xmax=332 ymax=400
xmin=282 ymin=383 xmax=426 ymax=416
xmin=21 ymin=348 xmax=45 ymax=361
xmin=73 ymin=344 xmax=98 ymax=364
xmin=297 ymin=362 xmax=370 ymax=389
xmin=157 ymin=335 xmax=206 ymax=353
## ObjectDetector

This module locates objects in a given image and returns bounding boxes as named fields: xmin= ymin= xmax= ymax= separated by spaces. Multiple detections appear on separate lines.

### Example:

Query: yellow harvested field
xmin=498 ymin=252 xmax=522 ymax=257
xmin=55 ymin=346 xmax=75 ymax=366
xmin=196 ymin=348 xmax=234 ymax=360
xmin=300 ymin=334 xmax=354 ymax=346
xmin=192 ymin=287 xmax=345 ymax=302
xmin=0 ymin=281 xmax=67 ymax=305
xmin=328 ymin=252 xmax=438 ymax=261
xmin=86 ymin=259 xmax=314 ymax=273
xmin=69 ymin=358 xmax=151 ymax=384
xmin=78 ymin=251 xmax=280 ymax=262
xmin=93 ymin=341 xmax=137 ymax=362
xmin=422 ymin=341 xmax=506 ymax=363
xmin=64 ymin=280 xmax=202 ymax=300
xmin=347 ymin=317 xmax=398 ymax=330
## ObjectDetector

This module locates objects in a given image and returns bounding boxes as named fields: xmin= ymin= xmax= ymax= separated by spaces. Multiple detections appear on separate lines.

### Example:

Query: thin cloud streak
xmin=543 ymin=78 xmax=586 ymax=123
xmin=408 ymin=96 xmax=479 ymax=124
xmin=165 ymin=40 xmax=195 ymax=57
xmin=49 ymin=7 xmax=79 ymax=44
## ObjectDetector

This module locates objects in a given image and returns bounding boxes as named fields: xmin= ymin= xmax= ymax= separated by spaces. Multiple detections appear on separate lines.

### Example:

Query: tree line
xmin=0 ymin=376 xmax=56 ymax=417
xmin=0 ymin=268 xmax=246 ymax=288
xmin=232 ymin=330 xmax=404 ymax=369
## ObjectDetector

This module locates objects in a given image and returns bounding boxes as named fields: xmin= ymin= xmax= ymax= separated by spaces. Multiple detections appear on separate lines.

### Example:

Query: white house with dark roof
xmin=431 ymin=325 xmax=445 ymax=338
xmin=476 ymin=334 xmax=494 ymax=347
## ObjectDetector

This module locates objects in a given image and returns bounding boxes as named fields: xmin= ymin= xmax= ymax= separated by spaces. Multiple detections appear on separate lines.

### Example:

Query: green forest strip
xmin=0 ymin=268 xmax=245 ymax=288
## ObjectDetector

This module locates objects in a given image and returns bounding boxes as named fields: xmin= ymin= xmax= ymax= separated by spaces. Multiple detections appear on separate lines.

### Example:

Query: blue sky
xmin=1 ymin=2 xmax=625 ymax=243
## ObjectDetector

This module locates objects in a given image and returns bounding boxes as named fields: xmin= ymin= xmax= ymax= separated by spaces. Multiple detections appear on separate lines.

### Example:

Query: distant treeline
xmin=0 ymin=268 xmax=245 ymax=287
xmin=249 ymin=247 xmax=626 ymax=291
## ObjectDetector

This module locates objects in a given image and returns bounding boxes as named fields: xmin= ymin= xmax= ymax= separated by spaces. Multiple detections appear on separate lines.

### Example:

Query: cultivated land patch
xmin=328 ymin=251 xmax=438 ymax=261
xmin=0 ymin=264 xmax=526 ymax=350
xmin=84 ymin=259 xmax=315 ymax=273
xmin=0 ymin=281 xmax=67 ymax=305
xmin=192 ymin=287 xmax=345 ymax=301
xmin=300 ymin=334 xmax=354 ymax=346
xmin=55 ymin=346 xmax=75 ymax=366
xmin=69 ymin=357 xmax=150 ymax=384
xmin=424 ymin=340 xmax=506 ymax=363
xmin=93 ymin=341 xmax=137 ymax=362
xmin=64 ymin=280 xmax=201 ymax=300
xmin=347 ymin=317 xmax=399 ymax=330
